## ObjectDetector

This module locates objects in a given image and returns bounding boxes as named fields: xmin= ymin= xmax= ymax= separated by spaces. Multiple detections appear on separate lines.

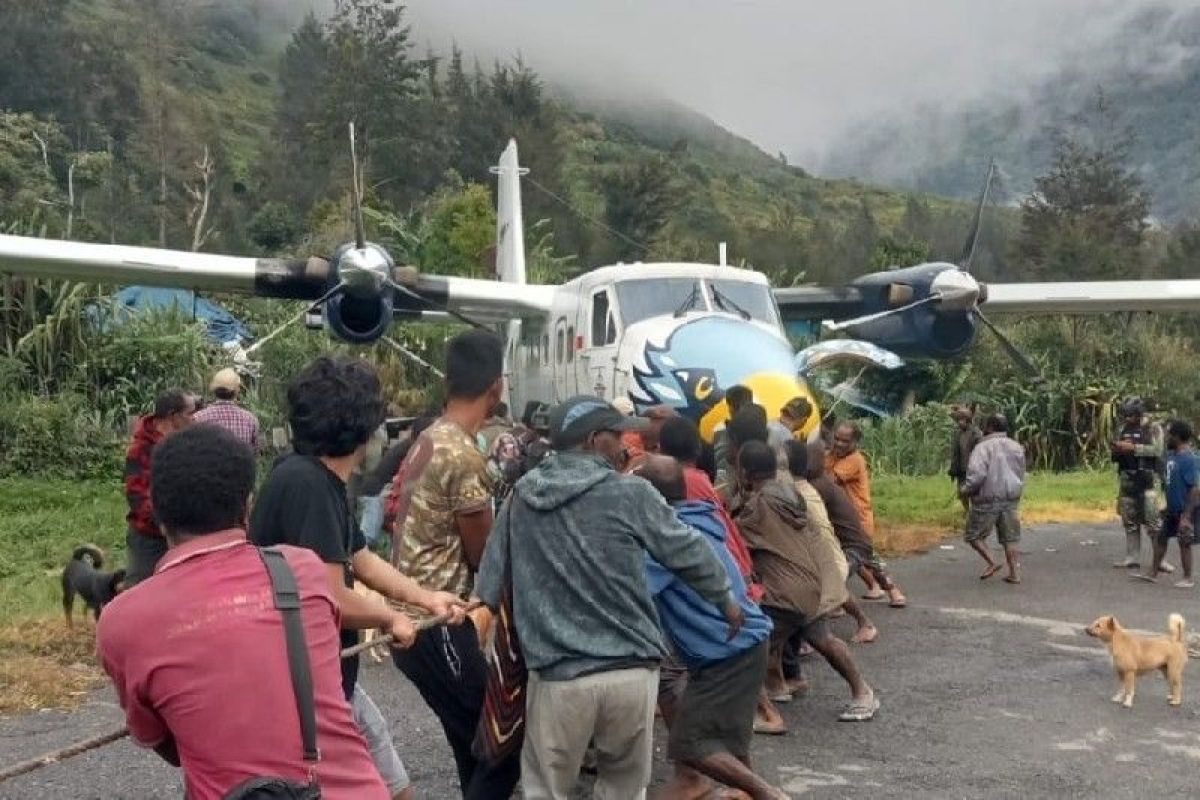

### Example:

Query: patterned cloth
xmin=387 ymin=419 xmax=494 ymax=607
xmin=124 ymin=416 xmax=163 ymax=539
xmin=193 ymin=400 xmax=260 ymax=451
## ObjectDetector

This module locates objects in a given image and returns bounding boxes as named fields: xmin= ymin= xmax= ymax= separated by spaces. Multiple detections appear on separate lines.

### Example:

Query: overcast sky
xmin=402 ymin=0 xmax=1190 ymax=170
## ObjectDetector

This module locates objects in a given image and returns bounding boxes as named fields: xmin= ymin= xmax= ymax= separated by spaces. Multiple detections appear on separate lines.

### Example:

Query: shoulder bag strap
xmin=257 ymin=547 xmax=320 ymax=763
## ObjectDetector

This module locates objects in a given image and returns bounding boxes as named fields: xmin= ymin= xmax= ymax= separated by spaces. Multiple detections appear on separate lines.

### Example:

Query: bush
xmin=0 ymin=394 xmax=122 ymax=479
xmin=860 ymin=402 xmax=957 ymax=476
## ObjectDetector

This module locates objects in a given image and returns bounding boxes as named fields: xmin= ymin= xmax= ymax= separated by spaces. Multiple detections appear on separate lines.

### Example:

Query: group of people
xmin=98 ymin=326 xmax=1067 ymax=799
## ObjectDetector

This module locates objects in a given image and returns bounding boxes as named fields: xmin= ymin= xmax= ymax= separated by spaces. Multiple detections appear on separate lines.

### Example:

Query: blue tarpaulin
xmin=99 ymin=286 xmax=253 ymax=344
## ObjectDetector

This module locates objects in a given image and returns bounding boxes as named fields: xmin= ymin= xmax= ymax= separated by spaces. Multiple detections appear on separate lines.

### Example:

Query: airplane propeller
xmin=822 ymin=158 xmax=1043 ymax=380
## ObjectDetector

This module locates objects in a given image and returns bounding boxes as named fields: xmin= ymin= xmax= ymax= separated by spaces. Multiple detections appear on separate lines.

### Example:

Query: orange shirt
xmin=825 ymin=450 xmax=875 ymax=537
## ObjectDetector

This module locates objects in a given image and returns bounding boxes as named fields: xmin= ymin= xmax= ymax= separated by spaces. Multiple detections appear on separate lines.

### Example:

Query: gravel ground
xmin=3 ymin=522 xmax=1200 ymax=798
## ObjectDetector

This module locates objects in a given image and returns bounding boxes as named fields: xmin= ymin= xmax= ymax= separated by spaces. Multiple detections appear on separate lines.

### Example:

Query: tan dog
xmin=1085 ymin=613 xmax=1187 ymax=707
xmin=353 ymin=581 xmax=390 ymax=663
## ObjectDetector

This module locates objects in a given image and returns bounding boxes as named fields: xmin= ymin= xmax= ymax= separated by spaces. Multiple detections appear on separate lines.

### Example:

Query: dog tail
xmin=71 ymin=544 xmax=104 ymax=569
xmin=1169 ymin=613 xmax=1186 ymax=643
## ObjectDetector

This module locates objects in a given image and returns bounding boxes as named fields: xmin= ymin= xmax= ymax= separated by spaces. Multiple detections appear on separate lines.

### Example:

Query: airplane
xmin=3 ymin=138 xmax=1200 ymax=443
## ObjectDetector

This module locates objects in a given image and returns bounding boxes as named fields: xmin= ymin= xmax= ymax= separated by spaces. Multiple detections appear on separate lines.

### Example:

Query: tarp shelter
xmin=98 ymin=286 xmax=253 ymax=345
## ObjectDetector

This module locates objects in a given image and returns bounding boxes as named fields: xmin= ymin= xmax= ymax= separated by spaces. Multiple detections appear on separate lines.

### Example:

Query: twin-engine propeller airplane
xmin=3 ymin=137 xmax=1200 ymax=440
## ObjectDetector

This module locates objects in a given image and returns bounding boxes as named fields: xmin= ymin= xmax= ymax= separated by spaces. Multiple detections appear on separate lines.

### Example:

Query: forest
xmin=3 ymin=0 xmax=1200 ymax=476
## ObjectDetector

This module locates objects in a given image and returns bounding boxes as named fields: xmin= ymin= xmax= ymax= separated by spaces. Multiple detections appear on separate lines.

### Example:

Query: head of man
xmin=785 ymin=438 xmax=809 ymax=479
xmin=737 ymin=440 xmax=777 ymax=490
xmin=210 ymin=368 xmax=242 ymax=402
xmin=780 ymin=397 xmax=813 ymax=433
xmin=1121 ymin=397 xmax=1146 ymax=427
xmin=725 ymin=384 xmax=752 ymax=416
xmin=951 ymin=405 xmax=974 ymax=431
xmin=659 ymin=416 xmax=703 ymax=466
xmin=153 ymin=389 xmax=196 ymax=436
xmin=641 ymin=405 xmax=679 ymax=453
xmin=151 ymin=424 xmax=257 ymax=545
xmin=633 ymin=454 xmax=687 ymax=504
xmin=982 ymin=413 xmax=1009 ymax=437
xmin=1167 ymin=419 xmax=1194 ymax=451
xmin=445 ymin=329 xmax=505 ymax=417
xmin=548 ymin=395 xmax=649 ymax=469
xmin=726 ymin=405 xmax=769 ymax=466
xmin=287 ymin=356 xmax=385 ymax=461
xmin=831 ymin=422 xmax=862 ymax=458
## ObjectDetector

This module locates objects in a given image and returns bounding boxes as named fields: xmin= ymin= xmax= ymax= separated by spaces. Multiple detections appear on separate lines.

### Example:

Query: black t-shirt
xmin=249 ymin=454 xmax=367 ymax=700
xmin=810 ymin=474 xmax=872 ymax=557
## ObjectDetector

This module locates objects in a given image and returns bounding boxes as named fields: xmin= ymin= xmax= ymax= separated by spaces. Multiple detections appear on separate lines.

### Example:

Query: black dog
xmin=62 ymin=544 xmax=126 ymax=627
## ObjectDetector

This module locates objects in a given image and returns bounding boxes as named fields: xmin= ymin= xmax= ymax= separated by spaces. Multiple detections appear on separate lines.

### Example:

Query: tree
xmin=1017 ymin=90 xmax=1150 ymax=280
xmin=600 ymin=154 xmax=679 ymax=261
xmin=274 ymin=13 xmax=331 ymax=210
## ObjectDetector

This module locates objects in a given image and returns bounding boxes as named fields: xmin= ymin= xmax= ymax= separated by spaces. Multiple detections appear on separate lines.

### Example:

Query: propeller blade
xmin=349 ymin=122 xmax=366 ymax=251
xmin=822 ymin=294 xmax=939 ymax=333
xmin=975 ymin=309 xmax=1043 ymax=379
xmin=959 ymin=158 xmax=996 ymax=272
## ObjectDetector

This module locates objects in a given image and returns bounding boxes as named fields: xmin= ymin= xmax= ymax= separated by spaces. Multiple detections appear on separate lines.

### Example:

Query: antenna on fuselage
xmin=719 ymin=242 xmax=727 ymax=267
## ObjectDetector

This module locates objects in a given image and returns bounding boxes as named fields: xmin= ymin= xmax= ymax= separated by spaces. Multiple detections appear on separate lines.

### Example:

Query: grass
xmin=873 ymin=470 xmax=1115 ymax=555
xmin=0 ymin=471 xmax=1116 ymax=712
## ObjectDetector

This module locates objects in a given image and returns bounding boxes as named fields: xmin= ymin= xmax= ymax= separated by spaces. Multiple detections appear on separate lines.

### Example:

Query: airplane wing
xmin=0 ymin=233 xmax=554 ymax=329
xmin=982 ymin=279 xmax=1200 ymax=315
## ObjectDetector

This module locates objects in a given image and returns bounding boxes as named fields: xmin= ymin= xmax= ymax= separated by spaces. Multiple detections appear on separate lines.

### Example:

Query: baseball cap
xmin=210 ymin=367 xmax=242 ymax=393
xmin=548 ymin=395 xmax=649 ymax=449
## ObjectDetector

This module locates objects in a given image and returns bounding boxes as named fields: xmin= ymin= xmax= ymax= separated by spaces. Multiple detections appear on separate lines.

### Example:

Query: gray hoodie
xmin=476 ymin=450 xmax=732 ymax=681
xmin=962 ymin=432 xmax=1026 ymax=507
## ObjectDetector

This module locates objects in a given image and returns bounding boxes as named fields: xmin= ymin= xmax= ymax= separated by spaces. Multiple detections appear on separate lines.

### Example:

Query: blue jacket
xmin=646 ymin=500 xmax=772 ymax=671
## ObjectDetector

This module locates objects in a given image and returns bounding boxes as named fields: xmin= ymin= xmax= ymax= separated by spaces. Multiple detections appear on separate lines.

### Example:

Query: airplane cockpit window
xmin=566 ymin=326 xmax=575 ymax=361
xmin=614 ymin=278 xmax=702 ymax=325
xmin=591 ymin=290 xmax=618 ymax=346
xmin=707 ymin=279 xmax=778 ymax=324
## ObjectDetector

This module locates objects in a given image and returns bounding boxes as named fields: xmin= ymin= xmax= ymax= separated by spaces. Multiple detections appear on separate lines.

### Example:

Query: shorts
xmin=1160 ymin=511 xmax=1197 ymax=547
xmin=764 ymin=606 xmax=831 ymax=649
xmin=668 ymin=641 xmax=768 ymax=763
xmin=965 ymin=504 xmax=1021 ymax=545
xmin=352 ymin=684 xmax=411 ymax=794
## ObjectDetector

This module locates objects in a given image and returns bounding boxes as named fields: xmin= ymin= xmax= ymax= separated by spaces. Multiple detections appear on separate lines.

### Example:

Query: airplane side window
xmin=591 ymin=291 xmax=610 ymax=346
xmin=556 ymin=329 xmax=564 ymax=364
xmin=567 ymin=326 xmax=575 ymax=362
xmin=542 ymin=333 xmax=549 ymax=366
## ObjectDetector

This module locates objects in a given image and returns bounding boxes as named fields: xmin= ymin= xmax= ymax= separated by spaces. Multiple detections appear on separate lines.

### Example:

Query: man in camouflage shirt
xmin=1112 ymin=397 xmax=1171 ymax=572
xmin=386 ymin=330 xmax=519 ymax=799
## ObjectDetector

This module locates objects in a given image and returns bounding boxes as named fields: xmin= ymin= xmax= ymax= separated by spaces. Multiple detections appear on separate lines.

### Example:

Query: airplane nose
xmin=698 ymin=371 xmax=818 ymax=442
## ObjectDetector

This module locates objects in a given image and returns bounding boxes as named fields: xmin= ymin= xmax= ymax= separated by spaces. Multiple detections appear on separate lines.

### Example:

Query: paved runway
xmin=4 ymin=522 xmax=1200 ymax=798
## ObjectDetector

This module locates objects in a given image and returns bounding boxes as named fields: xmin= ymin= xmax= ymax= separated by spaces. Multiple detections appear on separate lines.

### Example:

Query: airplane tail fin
xmin=491 ymin=139 xmax=528 ymax=286
xmin=1169 ymin=613 xmax=1185 ymax=643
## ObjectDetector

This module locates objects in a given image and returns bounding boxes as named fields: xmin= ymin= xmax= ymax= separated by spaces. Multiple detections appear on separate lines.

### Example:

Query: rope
xmin=525 ymin=176 xmax=649 ymax=255
xmin=382 ymin=336 xmax=445 ymax=379
xmin=0 ymin=601 xmax=483 ymax=783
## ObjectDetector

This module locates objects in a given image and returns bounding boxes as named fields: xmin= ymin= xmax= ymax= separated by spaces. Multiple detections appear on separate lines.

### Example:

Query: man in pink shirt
xmin=97 ymin=423 xmax=389 ymax=800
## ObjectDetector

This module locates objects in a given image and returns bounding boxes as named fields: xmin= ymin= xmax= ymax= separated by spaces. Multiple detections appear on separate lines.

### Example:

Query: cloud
xmin=402 ymin=0 xmax=1195 ymax=171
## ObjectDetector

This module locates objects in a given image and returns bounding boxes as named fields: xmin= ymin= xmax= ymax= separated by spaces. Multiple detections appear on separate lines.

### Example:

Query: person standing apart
xmin=193 ymin=367 xmax=260 ymax=452
xmin=948 ymin=406 xmax=982 ymax=511
xmin=959 ymin=414 xmax=1026 ymax=584
xmin=1135 ymin=419 xmax=1197 ymax=589
xmin=1111 ymin=397 xmax=1170 ymax=572
xmin=124 ymin=389 xmax=195 ymax=585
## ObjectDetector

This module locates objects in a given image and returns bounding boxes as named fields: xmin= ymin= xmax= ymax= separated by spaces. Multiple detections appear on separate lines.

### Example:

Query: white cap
xmin=210 ymin=367 xmax=242 ymax=393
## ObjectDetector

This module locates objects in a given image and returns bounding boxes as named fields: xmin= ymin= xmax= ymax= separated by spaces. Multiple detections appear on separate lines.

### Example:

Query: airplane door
xmin=582 ymin=287 xmax=620 ymax=399
xmin=552 ymin=316 xmax=568 ymax=402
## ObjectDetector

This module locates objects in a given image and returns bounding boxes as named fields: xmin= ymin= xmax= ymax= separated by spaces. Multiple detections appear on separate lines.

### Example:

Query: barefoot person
xmin=1135 ymin=419 xmax=1197 ymax=589
xmin=635 ymin=455 xmax=787 ymax=800
xmin=959 ymin=413 xmax=1026 ymax=584
xmin=826 ymin=422 xmax=892 ymax=602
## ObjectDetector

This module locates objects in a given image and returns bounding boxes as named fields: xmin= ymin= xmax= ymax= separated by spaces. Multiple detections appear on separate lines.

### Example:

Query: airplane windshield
xmin=615 ymin=278 xmax=703 ymax=325
xmin=707 ymin=279 xmax=778 ymax=324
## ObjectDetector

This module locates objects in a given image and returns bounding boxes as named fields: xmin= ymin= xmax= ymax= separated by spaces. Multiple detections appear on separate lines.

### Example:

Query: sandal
xmin=753 ymin=718 xmax=788 ymax=735
xmin=850 ymin=625 xmax=878 ymax=644
xmin=889 ymin=594 xmax=908 ymax=608
xmin=861 ymin=590 xmax=887 ymax=601
xmin=980 ymin=564 xmax=1003 ymax=580
xmin=838 ymin=691 xmax=880 ymax=722
xmin=1003 ymin=575 xmax=1022 ymax=584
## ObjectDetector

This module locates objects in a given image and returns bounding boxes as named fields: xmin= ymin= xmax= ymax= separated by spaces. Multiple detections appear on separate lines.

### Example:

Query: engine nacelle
xmin=325 ymin=290 xmax=393 ymax=344
xmin=844 ymin=262 xmax=979 ymax=359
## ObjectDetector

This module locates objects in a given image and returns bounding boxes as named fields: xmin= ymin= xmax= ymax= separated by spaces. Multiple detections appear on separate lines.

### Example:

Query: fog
xmin=402 ymin=0 xmax=1195 ymax=172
